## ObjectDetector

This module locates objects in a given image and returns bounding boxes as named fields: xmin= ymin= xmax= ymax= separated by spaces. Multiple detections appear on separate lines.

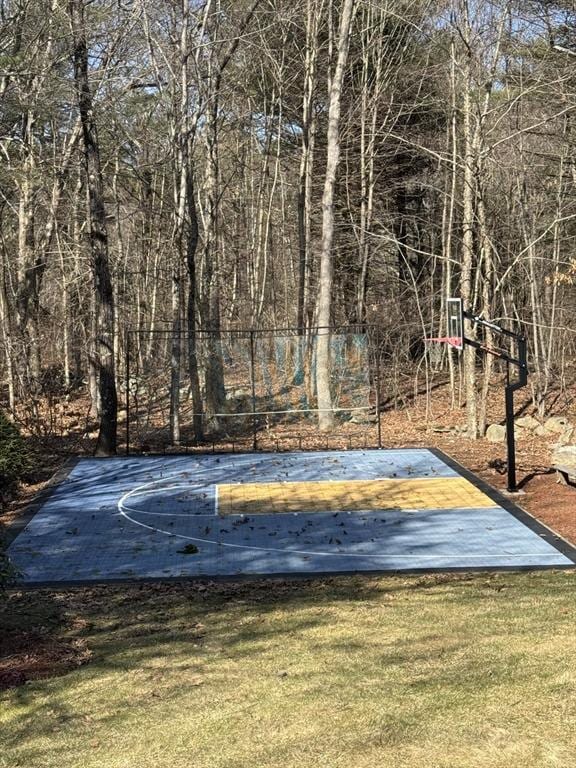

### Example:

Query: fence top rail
xmin=126 ymin=324 xmax=379 ymax=337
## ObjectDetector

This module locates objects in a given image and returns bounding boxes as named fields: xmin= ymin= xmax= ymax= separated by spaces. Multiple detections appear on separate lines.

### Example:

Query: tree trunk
xmin=297 ymin=0 xmax=322 ymax=333
xmin=0 ymin=249 xmax=15 ymax=410
xmin=202 ymin=77 xmax=227 ymax=428
xmin=460 ymin=7 xmax=478 ymax=439
xmin=170 ymin=269 xmax=182 ymax=446
xmin=316 ymin=0 xmax=356 ymax=431
xmin=186 ymin=178 xmax=203 ymax=443
xmin=70 ymin=0 xmax=118 ymax=455
xmin=15 ymin=112 xmax=39 ymax=392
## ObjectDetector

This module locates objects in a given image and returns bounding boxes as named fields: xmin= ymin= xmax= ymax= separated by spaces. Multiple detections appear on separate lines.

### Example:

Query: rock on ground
xmin=555 ymin=427 xmax=575 ymax=447
xmin=544 ymin=416 xmax=572 ymax=435
xmin=552 ymin=445 xmax=576 ymax=469
xmin=515 ymin=415 xmax=540 ymax=432
xmin=485 ymin=424 xmax=506 ymax=443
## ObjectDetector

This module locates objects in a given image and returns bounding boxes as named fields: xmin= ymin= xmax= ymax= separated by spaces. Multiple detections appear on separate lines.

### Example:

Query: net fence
xmin=125 ymin=327 xmax=381 ymax=453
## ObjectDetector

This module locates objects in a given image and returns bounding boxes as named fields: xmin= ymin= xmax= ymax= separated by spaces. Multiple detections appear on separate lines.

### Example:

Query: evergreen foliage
xmin=0 ymin=410 xmax=30 ymax=493
xmin=0 ymin=411 xmax=26 ymax=590
xmin=0 ymin=538 xmax=17 ymax=592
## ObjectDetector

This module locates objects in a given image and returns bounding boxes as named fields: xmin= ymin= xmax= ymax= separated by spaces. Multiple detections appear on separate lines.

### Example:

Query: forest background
xmin=2 ymin=0 xmax=576 ymax=455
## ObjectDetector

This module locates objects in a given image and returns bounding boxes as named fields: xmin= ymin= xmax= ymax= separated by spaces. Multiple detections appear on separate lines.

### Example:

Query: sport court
xmin=7 ymin=449 xmax=576 ymax=583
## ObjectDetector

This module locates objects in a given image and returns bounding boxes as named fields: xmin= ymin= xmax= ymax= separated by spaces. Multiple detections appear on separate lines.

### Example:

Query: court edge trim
xmin=13 ymin=562 xmax=576 ymax=589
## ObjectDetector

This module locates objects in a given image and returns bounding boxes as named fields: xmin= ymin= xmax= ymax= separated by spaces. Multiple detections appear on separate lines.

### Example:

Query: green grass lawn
xmin=2 ymin=572 xmax=576 ymax=768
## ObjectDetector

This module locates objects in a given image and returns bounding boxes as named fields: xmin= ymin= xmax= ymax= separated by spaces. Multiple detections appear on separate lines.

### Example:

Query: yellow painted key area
xmin=218 ymin=477 xmax=498 ymax=516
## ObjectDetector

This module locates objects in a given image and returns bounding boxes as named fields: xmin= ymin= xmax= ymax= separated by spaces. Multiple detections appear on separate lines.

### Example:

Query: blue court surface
xmin=6 ymin=449 xmax=576 ymax=584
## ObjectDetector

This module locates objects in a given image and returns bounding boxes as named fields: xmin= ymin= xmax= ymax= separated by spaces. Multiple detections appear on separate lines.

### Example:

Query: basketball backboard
xmin=447 ymin=297 xmax=464 ymax=351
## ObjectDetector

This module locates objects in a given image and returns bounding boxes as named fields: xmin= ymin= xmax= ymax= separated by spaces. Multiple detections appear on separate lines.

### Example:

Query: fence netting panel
xmin=126 ymin=328 xmax=378 ymax=452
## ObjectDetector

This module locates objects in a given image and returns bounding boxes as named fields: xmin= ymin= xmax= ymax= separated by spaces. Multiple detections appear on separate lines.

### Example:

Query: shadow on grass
xmin=3 ymin=569 xmax=575 ymax=763
xmin=0 ymin=576 xmax=439 ymax=690
xmin=0 ymin=590 xmax=91 ymax=692
xmin=0 ymin=571 xmax=558 ymax=677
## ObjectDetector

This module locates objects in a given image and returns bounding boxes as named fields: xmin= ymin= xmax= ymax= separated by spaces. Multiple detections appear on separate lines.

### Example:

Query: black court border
xmin=4 ymin=448 xmax=576 ymax=587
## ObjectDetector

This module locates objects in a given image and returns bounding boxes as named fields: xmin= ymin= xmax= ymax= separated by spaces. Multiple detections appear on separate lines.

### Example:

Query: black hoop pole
xmin=504 ymin=334 xmax=528 ymax=492
xmin=250 ymin=330 xmax=257 ymax=451
xmin=505 ymin=369 xmax=517 ymax=492
xmin=374 ymin=328 xmax=382 ymax=449
xmin=463 ymin=312 xmax=528 ymax=493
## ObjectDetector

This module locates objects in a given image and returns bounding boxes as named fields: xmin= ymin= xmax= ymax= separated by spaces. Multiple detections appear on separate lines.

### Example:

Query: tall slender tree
xmin=69 ymin=0 xmax=118 ymax=455
xmin=316 ymin=0 xmax=356 ymax=431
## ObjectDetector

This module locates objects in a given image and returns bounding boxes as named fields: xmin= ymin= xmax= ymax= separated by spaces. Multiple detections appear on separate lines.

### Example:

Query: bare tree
xmin=316 ymin=0 xmax=356 ymax=431
xmin=70 ymin=0 xmax=118 ymax=455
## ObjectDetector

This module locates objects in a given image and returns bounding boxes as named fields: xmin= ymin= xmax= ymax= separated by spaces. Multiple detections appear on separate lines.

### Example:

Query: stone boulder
xmin=543 ymin=416 xmax=572 ymax=435
xmin=515 ymin=415 xmax=540 ymax=432
xmin=552 ymin=444 xmax=576 ymax=470
xmin=554 ymin=426 xmax=576 ymax=447
xmin=485 ymin=424 xmax=506 ymax=443
xmin=349 ymin=413 xmax=377 ymax=425
xmin=230 ymin=388 xmax=252 ymax=399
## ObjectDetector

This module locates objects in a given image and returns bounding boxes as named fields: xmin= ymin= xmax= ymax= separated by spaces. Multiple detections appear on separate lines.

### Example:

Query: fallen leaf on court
xmin=177 ymin=544 xmax=199 ymax=555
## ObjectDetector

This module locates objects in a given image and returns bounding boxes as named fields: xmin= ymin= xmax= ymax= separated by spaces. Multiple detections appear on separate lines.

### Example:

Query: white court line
xmin=118 ymin=480 xmax=219 ymax=519
xmin=117 ymin=488 xmax=565 ymax=561
xmin=116 ymin=473 xmax=569 ymax=562
xmin=118 ymin=510 xmax=569 ymax=561
xmin=120 ymin=483 xmax=212 ymax=497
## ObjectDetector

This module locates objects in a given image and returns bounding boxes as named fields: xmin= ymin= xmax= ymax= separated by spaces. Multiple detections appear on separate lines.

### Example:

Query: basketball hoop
xmin=424 ymin=336 xmax=463 ymax=350
xmin=424 ymin=298 xmax=464 ymax=351
xmin=425 ymin=296 xmax=529 ymax=493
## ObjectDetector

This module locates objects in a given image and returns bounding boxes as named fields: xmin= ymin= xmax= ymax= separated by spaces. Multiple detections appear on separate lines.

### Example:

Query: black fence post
xmin=125 ymin=331 xmax=130 ymax=456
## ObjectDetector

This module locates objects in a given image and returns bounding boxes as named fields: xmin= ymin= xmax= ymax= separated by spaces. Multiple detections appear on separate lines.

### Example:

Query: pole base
xmin=501 ymin=488 xmax=526 ymax=498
